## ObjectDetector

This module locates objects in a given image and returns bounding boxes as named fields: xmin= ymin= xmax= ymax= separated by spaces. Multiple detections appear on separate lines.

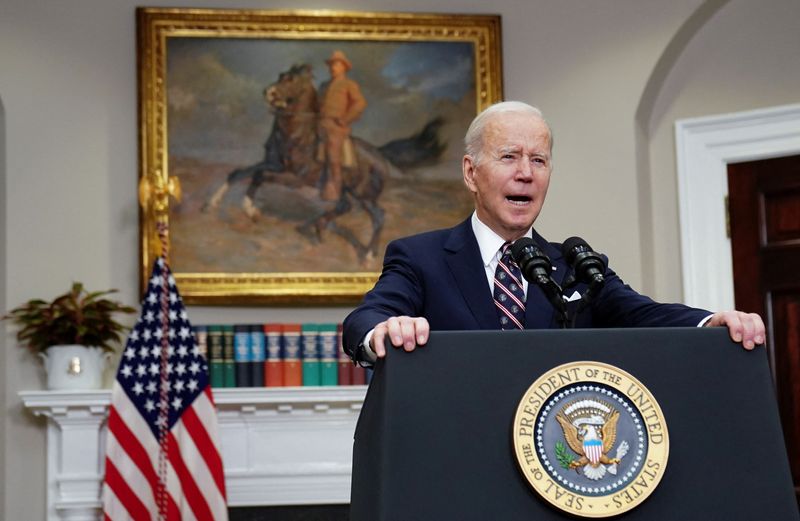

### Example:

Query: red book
xmin=263 ymin=324 xmax=283 ymax=387
xmin=282 ymin=323 xmax=303 ymax=387
xmin=352 ymin=364 xmax=366 ymax=385
xmin=337 ymin=323 xmax=352 ymax=385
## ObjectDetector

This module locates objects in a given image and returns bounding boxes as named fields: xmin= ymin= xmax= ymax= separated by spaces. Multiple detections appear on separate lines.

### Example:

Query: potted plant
xmin=3 ymin=282 xmax=136 ymax=389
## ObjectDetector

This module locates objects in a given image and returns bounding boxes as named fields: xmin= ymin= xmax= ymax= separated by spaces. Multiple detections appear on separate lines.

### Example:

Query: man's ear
xmin=463 ymin=155 xmax=478 ymax=193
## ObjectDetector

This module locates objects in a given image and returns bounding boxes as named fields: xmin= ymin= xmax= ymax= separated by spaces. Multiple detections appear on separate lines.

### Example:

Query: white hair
xmin=464 ymin=101 xmax=552 ymax=166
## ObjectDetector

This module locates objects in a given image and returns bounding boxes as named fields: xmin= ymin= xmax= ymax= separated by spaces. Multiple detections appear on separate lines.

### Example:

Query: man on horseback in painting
xmin=318 ymin=50 xmax=367 ymax=201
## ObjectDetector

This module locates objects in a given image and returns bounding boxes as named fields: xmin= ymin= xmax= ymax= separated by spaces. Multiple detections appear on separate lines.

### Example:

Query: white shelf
xmin=21 ymin=386 xmax=367 ymax=521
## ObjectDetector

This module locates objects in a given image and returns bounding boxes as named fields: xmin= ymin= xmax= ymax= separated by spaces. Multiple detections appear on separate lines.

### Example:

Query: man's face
xmin=328 ymin=60 xmax=347 ymax=78
xmin=463 ymin=112 xmax=552 ymax=241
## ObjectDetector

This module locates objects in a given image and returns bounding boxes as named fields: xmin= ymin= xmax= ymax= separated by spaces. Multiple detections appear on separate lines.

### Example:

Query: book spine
xmin=318 ymin=324 xmax=338 ymax=386
xmin=282 ymin=324 xmax=303 ymax=387
xmin=336 ymin=323 xmax=352 ymax=385
xmin=264 ymin=324 xmax=283 ymax=387
xmin=301 ymin=323 xmax=321 ymax=386
xmin=249 ymin=324 xmax=265 ymax=387
xmin=207 ymin=325 xmax=224 ymax=388
xmin=352 ymin=361 xmax=366 ymax=385
xmin=221 ymin=325 xmax=236 ymax=388
xmin=234 ymin=324 xmax=252 ymax=387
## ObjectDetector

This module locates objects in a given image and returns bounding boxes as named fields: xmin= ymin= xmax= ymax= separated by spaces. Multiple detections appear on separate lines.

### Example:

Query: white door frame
xmin=675 ymin=103 xmax=800 ymax=311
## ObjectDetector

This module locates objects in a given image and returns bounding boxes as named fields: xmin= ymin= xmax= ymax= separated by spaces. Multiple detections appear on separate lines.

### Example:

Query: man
xmin=342 ymin=101 xmax=765 ymax=363
xmin=318 ymin=50 xmax=367 ymax=201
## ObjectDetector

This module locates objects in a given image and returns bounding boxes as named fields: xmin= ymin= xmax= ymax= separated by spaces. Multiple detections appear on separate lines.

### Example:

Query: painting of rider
xmin=138 ymin=9 xmax=503 ymax=302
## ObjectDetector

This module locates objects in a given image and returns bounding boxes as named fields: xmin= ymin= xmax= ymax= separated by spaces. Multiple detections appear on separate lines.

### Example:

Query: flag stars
xmin=171 ymin=397 xmax=183 ymax=410
xmin=189 ymin=361 xmax=201 ymax=375
xmin=139 ymin=346 xmax=150 ymax=359
xmin=150 ymin=346 xmax=161 ymax=358
xmin=175 ymin=363 xmax=187 ymax=376
xmin=132 ymin=382 xmax=144 ymax=395
xmin=167 ymin=345 xmax=175 ymax=357
xmin=144 ymin=399 xmax=155 ymax=413
xmin=169 ymin=292 xmax=178 ymax=304
xmin=143 ymin=329 xmax=152 ymax=342
xmin=147 ymin=293 xmax=158 ymax=305
xmin=187 ymin=379 xmax=199 ymax=392
xmin=124 ymin=348 xmax=136 ymax=360
xmin=169 ymin=310 xmax=177 ymax=322
xmin=177 ymin=345 xmax=188 ymax=358
xmin=136 ymin=364 xmax=147 ymax=378
xmin=174 ymin=380 xmax=185 ymax=393
xmin=146 ymin=381 xmax=157 ymax=394
xmin=149 ymin=363 xmax=159 ymax=376
xmin=154 ymin=328 xmax=163 ymax=340
xmin=179 ymin=327 xmax=190 ymax=340
xmin=129 ymin=330 xmax=140 ymax=342
xmin=144 ymin=311 xmax=155 ymax=323
xmin=120 ymin=365 xmax=133 ymax=378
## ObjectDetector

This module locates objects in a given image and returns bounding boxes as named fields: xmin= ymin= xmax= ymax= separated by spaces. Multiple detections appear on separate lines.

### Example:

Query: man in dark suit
xmin=343 ymin=101 xmax=764 ymax=364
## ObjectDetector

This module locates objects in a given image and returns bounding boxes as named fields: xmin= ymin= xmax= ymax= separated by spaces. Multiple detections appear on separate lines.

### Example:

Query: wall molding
xmin=674 ymin=103 xmax=800 ymax=311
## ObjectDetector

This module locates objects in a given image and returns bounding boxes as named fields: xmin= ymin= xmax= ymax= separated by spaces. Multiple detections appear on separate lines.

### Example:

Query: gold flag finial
xmin=139 ymin=170 xmax=182 ymax=259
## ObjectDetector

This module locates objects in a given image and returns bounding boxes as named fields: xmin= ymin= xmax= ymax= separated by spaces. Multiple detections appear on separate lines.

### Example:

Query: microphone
xmin=561 ymin=237 xmax=606 ymax=289
xmin=510 ymin=238 xmax=554 ymax=286
xmin=510 ymin=238 xmax=567 ymax=326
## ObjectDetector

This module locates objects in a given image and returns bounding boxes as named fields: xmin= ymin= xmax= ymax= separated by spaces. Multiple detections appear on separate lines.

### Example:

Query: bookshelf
xmin=20 ymin=386 xmax=367 ymax=521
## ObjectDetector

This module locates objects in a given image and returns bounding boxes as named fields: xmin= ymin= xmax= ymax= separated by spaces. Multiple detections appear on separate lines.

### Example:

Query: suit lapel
xmin=524 ymin=230 xmax=568 ymax=329
xmin=443 ymin=219 xmax=500 ymax=329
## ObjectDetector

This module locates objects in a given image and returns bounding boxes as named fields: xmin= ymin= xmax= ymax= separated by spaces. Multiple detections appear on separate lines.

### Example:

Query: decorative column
xmin=20 ymin=391 xmax=110 ymax=521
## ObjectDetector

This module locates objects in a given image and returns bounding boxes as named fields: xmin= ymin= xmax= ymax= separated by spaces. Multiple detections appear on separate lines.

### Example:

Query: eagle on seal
xmin=556 ymin=406 xmax=621 ymax=480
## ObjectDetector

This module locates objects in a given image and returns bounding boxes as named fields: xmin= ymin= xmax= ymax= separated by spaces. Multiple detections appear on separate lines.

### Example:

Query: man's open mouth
xmin=506 ymin=195 xmax=532 ymax=205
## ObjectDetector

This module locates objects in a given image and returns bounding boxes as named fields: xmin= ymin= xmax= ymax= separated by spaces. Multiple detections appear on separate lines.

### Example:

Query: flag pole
xmin=139 ymin=170 xmax=181 ymax=521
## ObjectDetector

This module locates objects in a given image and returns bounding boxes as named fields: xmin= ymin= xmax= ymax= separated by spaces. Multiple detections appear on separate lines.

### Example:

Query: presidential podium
xmin=350 ymin=328 xmax=799 ymax=520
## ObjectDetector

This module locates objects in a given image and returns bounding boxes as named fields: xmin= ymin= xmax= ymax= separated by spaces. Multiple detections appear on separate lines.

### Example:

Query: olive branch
xmin=555 ymin=441 xmax=575 ymax=470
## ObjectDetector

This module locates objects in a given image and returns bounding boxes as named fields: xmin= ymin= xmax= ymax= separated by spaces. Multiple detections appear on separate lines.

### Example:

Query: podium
xmin=351 ymin=328 xmax=799 ymax=520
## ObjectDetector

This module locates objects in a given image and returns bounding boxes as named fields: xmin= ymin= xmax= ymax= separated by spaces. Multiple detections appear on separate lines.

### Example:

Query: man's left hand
xmin=705 ymin=310 xmax=766 ymax=350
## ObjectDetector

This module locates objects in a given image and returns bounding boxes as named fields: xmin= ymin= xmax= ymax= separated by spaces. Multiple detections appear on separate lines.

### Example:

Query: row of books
xmin=193 ymin=324 xmax=372 ymax=388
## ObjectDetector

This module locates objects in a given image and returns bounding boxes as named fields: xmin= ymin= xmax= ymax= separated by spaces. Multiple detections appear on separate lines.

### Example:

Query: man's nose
xmin=516 ymin=157 xmax=534 ymax=179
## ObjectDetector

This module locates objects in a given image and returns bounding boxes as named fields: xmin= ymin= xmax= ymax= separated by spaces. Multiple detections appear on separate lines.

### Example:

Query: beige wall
xmin=2 ymin=0 xmax=799 ymax=518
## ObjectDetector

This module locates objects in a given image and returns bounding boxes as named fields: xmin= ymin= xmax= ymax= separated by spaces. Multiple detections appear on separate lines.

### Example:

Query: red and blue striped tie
xmin=493 ymin=242 xmax=526 ymax=329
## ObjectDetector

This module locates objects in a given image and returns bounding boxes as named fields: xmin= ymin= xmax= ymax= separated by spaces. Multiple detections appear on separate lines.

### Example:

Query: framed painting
xmin=137 ymin=7 xmax=503 ymax=304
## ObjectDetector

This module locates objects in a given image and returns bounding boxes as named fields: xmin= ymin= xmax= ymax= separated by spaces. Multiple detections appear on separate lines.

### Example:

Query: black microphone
xmin=561 ymin=237 xmax=606 ymax=288
xmin=510 ymin=238 xmax=554 ymax=286
xmin=510 ymin=238 xmax=568 ymax=326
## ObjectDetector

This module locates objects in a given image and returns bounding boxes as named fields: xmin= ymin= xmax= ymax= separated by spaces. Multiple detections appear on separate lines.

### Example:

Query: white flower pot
xmin=39 ymin=345 xmax=111 ymax=390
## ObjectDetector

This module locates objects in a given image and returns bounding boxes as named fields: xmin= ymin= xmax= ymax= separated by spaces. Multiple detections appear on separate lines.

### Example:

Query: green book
xmin=318 ymin=323 xmax=338 ymax=386
xmin=301 ymin=323 xmax=321 ymax=386
xmin=207 ymin=325 xmax=224 ymax=388
xmin=221 ymin=325 xmax=236 ymax=388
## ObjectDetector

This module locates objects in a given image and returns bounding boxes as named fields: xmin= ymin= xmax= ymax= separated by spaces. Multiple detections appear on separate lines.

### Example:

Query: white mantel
xmin=20 ymin=386 xmax=367 ymax=521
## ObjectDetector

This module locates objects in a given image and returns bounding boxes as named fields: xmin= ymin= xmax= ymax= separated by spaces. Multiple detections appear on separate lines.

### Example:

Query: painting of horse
xmin=165 ymin=37 xmax=482 ymax=275
xmin=202 ymin=63 xmax=446 ymax=263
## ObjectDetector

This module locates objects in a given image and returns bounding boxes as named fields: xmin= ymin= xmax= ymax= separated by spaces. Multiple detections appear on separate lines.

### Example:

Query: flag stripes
xmin=102 ymin=257 xmax=227 ymax=520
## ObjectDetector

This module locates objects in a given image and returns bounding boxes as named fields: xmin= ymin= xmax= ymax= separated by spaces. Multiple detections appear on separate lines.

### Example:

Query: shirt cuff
xmin=698 ymin=314 xmax=713 ymax=327
xmin=360 ymin=329 xmax=378 ymax=363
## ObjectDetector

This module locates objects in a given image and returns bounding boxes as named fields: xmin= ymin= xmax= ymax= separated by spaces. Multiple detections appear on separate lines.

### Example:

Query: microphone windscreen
xmin=562 ymin=236 xmax=591 ymax=263
xmin=510 ymin=237 xmax=537 ymax=263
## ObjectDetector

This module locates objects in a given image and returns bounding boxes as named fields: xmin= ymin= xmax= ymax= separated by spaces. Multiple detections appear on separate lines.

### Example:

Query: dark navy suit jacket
xmin=342 ymin=218 xmax=710 ymax=362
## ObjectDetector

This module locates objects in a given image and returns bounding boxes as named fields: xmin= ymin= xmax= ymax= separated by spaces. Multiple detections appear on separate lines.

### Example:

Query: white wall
xmin=2 ymin=0 xmax=799 ymax=518
xmin=646 ymin=0 xmax=800 ymax=303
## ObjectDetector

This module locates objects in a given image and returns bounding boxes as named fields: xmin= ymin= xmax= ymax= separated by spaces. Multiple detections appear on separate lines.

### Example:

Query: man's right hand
xmin=370 ymin=316 xmax=430 ymax=358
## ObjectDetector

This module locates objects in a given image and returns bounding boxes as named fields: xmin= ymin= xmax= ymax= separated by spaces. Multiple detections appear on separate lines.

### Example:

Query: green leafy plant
xmin=555 ymin=441 xmax=576 ymax=470
xmin=2 ymin=282 xmax=136 ymax=353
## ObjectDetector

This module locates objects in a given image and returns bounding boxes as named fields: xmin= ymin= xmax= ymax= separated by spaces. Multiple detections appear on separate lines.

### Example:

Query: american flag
xmin=102 ymin=257 xmax=228 ymax=520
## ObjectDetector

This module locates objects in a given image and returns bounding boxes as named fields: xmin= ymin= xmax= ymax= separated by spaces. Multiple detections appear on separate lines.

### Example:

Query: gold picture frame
xmin=137 ymin=7 xmax=503 ymax=304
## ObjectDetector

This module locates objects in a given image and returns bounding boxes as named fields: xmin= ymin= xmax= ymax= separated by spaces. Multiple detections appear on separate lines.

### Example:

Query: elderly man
xmin=342 ymin=101 xmax=765 ymax=363
xmin=318 ymin=50 xmax=367 ymax=201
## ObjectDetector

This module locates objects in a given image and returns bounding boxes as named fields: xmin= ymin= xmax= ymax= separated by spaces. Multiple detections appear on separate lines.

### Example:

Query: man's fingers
xmin=372 ymin=324 xmax=388 ymax=358
xmin=708 ymin=310 xmax=766 ymax=351
xmin=414 ymin=317 xmax=430 ymax=345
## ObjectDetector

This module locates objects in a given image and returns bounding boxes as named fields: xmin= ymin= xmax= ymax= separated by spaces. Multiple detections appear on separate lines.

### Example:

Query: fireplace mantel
xmin=20 ymin=386 xmax=366 ymax=521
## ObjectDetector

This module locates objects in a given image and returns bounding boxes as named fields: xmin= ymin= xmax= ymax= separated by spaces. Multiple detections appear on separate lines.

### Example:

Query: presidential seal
xmin=512 ymin=361 xmax=668 ymax=518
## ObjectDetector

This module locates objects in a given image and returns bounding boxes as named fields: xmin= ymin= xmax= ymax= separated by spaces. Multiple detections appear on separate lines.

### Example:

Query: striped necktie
xmin=493 ymin=242 xmax=526 ymax=329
